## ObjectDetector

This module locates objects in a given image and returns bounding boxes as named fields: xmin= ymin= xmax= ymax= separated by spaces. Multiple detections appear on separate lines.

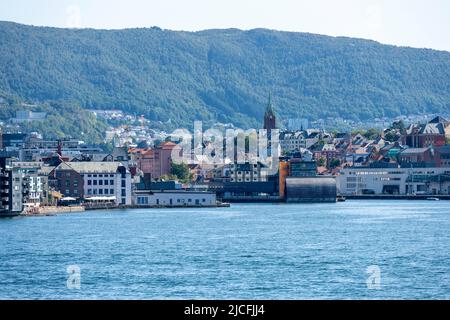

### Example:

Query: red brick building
xmin=129 ymin=142 xmax=182 ymax=179
xmin=402 ymin=117 xmax=447 ymax=148
xmin=50 ymin=162 xmax=84 ymax=199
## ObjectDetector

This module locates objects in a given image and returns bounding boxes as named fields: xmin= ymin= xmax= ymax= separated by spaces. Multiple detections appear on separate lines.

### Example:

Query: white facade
xmin=65 ymin=162 xmax=132 ymax=206
xmin=83 ymin=172 xmax=131 ymax=205
xmin=229 ymin=163 xmax=268 ymax=182
xmin=280 ymin=131 xmax=306 ymax=154
xmin=338 ymin=167 xmax=450 ymax=196
xmin=134 ymin=191 xmax=216 ymax=207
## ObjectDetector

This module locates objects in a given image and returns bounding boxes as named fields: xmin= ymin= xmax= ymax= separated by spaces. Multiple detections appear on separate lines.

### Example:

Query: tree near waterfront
xmin=170 ymin=163 xmax=193 ymax=183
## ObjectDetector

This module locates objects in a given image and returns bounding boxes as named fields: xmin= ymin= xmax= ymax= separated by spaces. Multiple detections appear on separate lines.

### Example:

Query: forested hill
xmin=1 ymin=21 xmax=450 ymax=129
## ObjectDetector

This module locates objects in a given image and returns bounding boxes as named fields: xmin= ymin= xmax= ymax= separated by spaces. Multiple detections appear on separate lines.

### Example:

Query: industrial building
xmin=279 ymin=158 xmax=337 ymax=203
xmin=285 ymin=177 xmax=337 ymax=203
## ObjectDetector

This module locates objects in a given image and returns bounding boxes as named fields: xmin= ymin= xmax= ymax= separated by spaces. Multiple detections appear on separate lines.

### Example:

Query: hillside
xmin=1 ymin=21 xmax=450 ymax=131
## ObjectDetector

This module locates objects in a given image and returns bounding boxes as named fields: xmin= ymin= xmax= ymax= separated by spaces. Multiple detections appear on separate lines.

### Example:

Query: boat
xmin=337 ymin=196 xmax=346 ymax=202
xmin=426 ymin=197 xmax=440 ymax=201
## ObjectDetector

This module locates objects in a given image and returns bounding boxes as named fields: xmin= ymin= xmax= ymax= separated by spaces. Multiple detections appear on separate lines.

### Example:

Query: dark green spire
xmin=266 ymin=93 xmax=274 ymax=114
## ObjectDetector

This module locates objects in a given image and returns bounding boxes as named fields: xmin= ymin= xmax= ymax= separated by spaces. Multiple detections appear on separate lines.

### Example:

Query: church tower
xmin=263 ymin=93 xmax=277 ymax=132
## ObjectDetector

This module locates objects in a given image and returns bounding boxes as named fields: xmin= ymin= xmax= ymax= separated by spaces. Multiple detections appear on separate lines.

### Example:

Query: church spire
xmin=264 ymin=93 xmax=277 ymax=131
xmin=266 ymin=92 xmax=274 ymax=114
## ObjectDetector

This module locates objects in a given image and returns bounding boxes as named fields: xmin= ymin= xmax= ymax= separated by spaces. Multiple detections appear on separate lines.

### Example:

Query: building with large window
xmin=337 ymin=166 xmax=450 ymax=196
xmin=52 ymin=161 xmax=132 ymax=205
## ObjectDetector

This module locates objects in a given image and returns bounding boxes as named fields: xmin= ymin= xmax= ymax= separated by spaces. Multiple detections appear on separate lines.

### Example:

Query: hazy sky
xmin=1 ymin=0 xmax=449 ymax=51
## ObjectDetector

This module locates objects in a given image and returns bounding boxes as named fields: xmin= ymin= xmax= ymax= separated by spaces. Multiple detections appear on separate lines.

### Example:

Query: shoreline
xmin=3 ymin=196 xmax=447 ymax=218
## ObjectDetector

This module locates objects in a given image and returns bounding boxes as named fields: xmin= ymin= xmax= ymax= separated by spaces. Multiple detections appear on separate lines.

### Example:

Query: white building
xmin=229 ymin=162 xmax=268 ymax=182
xmin=337 ymin=166 xmax=450 ymax=196
xmin=134 ymin=190 xmax=217 ymax=207
xmin=280 ymin=131 xmax=306 ymax=154
xmin=67 ymin=162 xmax=132 ymax=205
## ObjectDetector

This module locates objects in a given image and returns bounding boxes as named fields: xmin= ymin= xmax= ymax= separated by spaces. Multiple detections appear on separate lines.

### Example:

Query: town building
xmin=0 ymin=157 xmax=24 ymax=215
xmin=51 ymin=161 xmax=132 ymax=205
xmin=337 ymin=166 xmax=450 ymax=196
xmin=50 ymin=162 xmax=84 ymax=200
xmin=229 ymin=162 xmax=268 ymax=182
xmin=133 ymin=190 xmax=217 ymax=207
xmin=280 ymin=131 xmax=306 ymax=154
xmin=11 ymin=161 xmax=50 ymax=208
xmin=401 ymin=116 xmax=448 ymax=148
xmin=129 ymin=141 xmax=181 ymax=179
xmin=11 ymin=110 xmax=47 ymax=123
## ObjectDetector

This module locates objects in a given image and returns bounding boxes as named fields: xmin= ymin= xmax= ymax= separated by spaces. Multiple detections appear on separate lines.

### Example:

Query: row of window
xmin=230 ymin=171 xmax=259 ymax=175
xmin=87 ymin=189 xmax=114 ymax=195
xmin=87 ymin=174 xmax=115 ymax=178
xmin=87 ymin=179 xmax=114 ymax=186
xmin=85 ymin=189 xmax=127 ymax=196
xmin=231 ymin=178 xmax=259 ymax=182
xmin=136 ymin=197 xmax=208 ymax=205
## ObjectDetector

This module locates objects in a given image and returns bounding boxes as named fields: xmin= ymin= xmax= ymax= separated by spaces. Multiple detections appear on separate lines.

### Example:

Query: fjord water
xmin=1 ymin=201 xmax=449 ymax=299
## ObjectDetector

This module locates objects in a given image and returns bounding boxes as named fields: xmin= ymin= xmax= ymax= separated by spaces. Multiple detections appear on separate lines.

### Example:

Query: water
xmin=1 ymin=201 xmax=450 ymax=299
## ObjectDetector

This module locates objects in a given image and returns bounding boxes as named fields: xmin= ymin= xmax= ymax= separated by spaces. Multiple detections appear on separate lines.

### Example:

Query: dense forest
xmin=0 ymin=21 xmax=449 ymax=132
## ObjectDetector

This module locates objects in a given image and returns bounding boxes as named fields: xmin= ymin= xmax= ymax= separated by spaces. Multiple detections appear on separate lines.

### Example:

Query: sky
xmin=0 ymin=0 xmax=449 ymax=52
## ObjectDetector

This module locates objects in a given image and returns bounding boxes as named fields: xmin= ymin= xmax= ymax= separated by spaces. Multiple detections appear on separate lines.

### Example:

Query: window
xmin=87 ymin=189 xmax=92 ymax=195
xmin=88 ymin=180 xmax=92 ymax=185
xmin=99 ymin=180 xmax=103 ymax=185
xmin=121 ymin=180 xmax=126 ymax=188
xmin=121 ymin=189 xmax=126 ymax=197
xmin=137 ymin=197 xmax=148 ymax=205
xmin=104 ymin=180 xmax=108 ymax=185
xmin=93 ymin=180 xmax=97 ymax=185
xmin=66 ymin=180 xmax=70 ymax=187
xmin=104 ymin=189 xmax=108 ymax=195
xmin=110 ymin=189 xmax=114 ymax=194
xmin=99 ymin=189 xmax=103 ymax=195
xmin=110 ymin=180 xmax=114 ymax=185
xmin=65 ymin=189 xmax=70 ymax=195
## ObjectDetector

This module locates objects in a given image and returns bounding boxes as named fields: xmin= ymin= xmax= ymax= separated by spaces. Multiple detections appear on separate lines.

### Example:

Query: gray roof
xmin=420 ymin=123 xmax=445 ymax=134
xmin=56 ymin=161 xmax=125 ymax=174
xmin=39 ymin=166 xmax=56 ymax=175
xmin=406 ymin=123 xmax=445 ymax=135
xmin=400 ymin=148 xmax=429 ymax=155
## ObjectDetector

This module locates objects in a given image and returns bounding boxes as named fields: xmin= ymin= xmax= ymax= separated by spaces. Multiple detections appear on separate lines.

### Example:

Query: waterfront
xmin=1 ymin=201 xmax=450 ymax=299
